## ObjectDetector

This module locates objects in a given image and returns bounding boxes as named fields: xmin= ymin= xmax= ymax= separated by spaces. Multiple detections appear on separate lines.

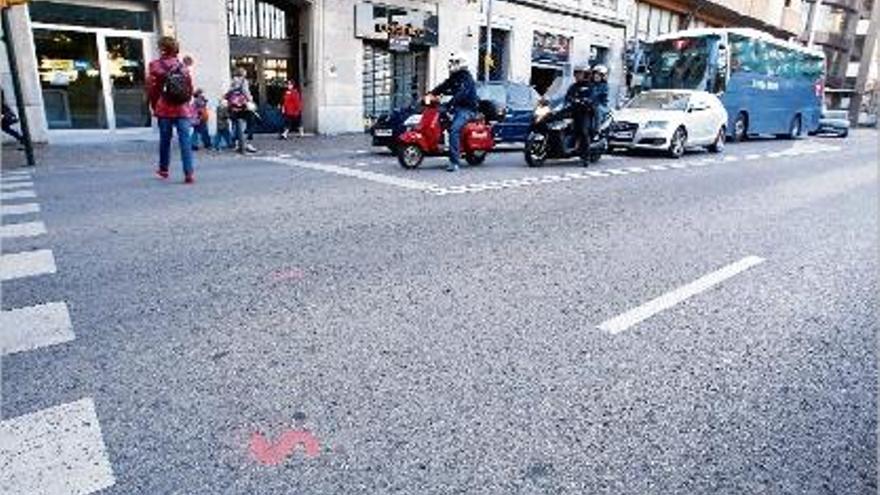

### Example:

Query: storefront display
xmin=30 ymin=2 xmax=153 ymax=131
xmin=356 ymin=3 xmax=437 ymax=125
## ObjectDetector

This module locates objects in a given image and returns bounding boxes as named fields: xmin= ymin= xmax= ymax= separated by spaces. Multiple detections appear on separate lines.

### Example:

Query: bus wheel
xmin=785 ymin=115 xmax=802 ymax=139
xmin=732 ymin=113 xmax=748 ymax=142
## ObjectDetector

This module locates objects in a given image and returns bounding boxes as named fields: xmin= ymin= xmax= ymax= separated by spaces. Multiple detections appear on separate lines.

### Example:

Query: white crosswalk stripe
xmin=0 ymin=203 xmax=40 ymax=218
xmin=1 ymin=190 xmax=37 ymax=200
xmin=0 ymin=302 xmax=74 ymax=356
xmin=0 ymin=398 xmax=116 ymax=495
xmin=0 ymin=221 xmax=47 ymax=239
xmin=1 ymin=182 xmax=34 ymax=191
xmin=0 ymin=250 xmax=56 ymax=282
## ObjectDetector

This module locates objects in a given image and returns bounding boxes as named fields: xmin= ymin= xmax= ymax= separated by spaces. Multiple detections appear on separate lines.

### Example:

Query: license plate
xmin=613 ymin=131 xmax=634 ymax=139
xmin=374 ymin=129 xmax=393 ymax=137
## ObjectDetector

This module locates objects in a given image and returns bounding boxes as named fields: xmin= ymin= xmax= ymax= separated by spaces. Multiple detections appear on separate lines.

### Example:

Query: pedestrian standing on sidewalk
xmin=279 ymin=80 xmax=302 ymax=140
xmin=1 ymin=90 xmax=25 ymax=147
xmin=213 ymin=99 xmax=233 ymax=150
xmin=190 ymin=88 xmax=211 ymax=151
xmin=226 ymin=67 xmax=257 ymax=154
xmin=147 ymin=36 xmax=195 ymax=183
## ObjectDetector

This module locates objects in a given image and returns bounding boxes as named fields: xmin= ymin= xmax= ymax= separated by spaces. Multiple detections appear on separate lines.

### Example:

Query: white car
xmin=609 ymin=90 xmax=728 ymax=158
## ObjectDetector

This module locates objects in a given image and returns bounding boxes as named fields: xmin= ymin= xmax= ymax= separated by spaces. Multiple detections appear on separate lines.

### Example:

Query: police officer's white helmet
xmin=448 ymin=52 xmax=469 ymax=71
xmin=592 ymin=65 xmax=609 ymax=77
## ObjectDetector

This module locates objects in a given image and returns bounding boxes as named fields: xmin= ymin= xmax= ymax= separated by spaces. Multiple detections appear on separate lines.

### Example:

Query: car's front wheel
xmin=668 ymin=127 xmax=686 ymax=159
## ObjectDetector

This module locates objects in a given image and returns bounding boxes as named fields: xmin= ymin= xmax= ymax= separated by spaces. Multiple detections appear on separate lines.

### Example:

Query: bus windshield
xmin=645 ymin=36 xmax=716 ymax=90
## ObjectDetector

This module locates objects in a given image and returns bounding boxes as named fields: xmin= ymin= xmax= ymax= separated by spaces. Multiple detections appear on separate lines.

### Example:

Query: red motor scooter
xmin=396 ymin=95 xmax=495 ymax=169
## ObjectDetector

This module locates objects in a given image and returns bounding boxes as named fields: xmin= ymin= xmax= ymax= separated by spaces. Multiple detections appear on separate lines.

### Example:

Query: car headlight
xmin=644 ymin=121 xmax=669 ymax=129
xmin=403 ymin=114 xmax=421 ymax=127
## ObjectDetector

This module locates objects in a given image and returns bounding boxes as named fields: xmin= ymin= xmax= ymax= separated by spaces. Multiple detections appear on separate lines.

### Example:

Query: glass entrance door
xmin=34 ymin=28 xmax=106 ymax=129
xmin=33 ymin=26 xmax=151 ymax=131
xmin=106 ymin=37 xmax=150 ymax=128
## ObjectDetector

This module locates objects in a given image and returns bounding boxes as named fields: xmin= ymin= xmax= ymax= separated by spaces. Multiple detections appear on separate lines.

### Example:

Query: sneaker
xmin=245 ymin=143 xmax=257 ymax=153
xmin=446 ymin=164 xmax=459 ymax=172
xmin=184 ymin=174 xmax=195 ymax=184
xmin=155 ymin=168 xmax=169 ymax=180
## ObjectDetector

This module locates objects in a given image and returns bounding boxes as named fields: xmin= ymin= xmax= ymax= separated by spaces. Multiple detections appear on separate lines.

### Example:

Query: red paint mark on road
xmin=265 ymin=268 xmax=307 ymax=284
xmin=250 ymin=430 xmax=320 ymax=465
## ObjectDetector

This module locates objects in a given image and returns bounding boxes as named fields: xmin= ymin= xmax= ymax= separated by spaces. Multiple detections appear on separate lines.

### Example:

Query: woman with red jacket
xmin=146 ymin=36 xmax=195 ymax=183
xmin=279 ymin=80 xmax=302 ymax=140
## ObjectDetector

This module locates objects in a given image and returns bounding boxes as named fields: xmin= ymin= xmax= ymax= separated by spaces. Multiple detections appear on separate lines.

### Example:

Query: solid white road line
xmin=266 ymin=155 xmax=440 ymax=191
xmin=1 ymin=182 xmax=34 ymax=191
xmin=0 ymin=221 xmax=47 ymax=239
xmin=0 ymin=203 xmax=40 ymax=218
xmin=0 ymin=398 xmax=116 ymax=495
xmin=0 ymin=302 xmax=74 ymax=356
xmin=598 ymin=256 xmax=765 ymax=334
xmin=0 ymin=250 xmax=56 ymax=282
xmin=0 ymin=190 xmax=37 ymax=200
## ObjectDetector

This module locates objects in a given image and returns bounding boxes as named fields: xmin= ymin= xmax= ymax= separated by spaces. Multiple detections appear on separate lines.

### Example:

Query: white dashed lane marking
xmin=0 ymin=250 xmax=56 ymax=282
xmin=598 ymin=256 xmax=766 ymax=334
xmin=0 ymin=398 xmax=116 ymax=495
xmin=0 ymin=302 xmax=74 ymax=356
xmin=0 ymin=221 xmax=47 ymax=239
xmin=428 ymin=143 xmax=842 ymax=195
xmin=0 ymin=203 xmax=40 ymax=219
xmin=267 ymin=155 xmax=440 ymax=192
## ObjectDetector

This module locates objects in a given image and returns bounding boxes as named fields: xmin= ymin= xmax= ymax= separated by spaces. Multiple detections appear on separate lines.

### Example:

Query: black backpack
xmin=161 ymin=61 xmax=192 ymax=105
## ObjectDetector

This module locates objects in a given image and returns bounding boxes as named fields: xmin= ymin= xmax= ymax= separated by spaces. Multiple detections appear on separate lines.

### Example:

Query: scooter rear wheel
xmin=398 ymin=144 xmax=424 ymax=169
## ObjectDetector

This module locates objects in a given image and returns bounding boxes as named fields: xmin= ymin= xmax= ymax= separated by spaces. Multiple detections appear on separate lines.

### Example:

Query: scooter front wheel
xmin=397 ymin=144 xmax=424 ymax=169
xmin=465 ymin=150 xmax=487 ymax=166
xmin=524 ymin=132 xmax=548 ymax=167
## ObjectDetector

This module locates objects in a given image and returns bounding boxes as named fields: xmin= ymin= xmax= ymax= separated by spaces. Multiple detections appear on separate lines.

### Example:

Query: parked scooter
xmin=524 ymin=97 xmax=612 ymax=167
xmin=396 ymin=95 xmax=496 ymax=169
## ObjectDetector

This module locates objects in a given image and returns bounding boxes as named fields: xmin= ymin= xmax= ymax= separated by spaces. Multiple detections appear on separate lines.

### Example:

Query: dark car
xmin=369 ymin=81 xmax=540 ymax=149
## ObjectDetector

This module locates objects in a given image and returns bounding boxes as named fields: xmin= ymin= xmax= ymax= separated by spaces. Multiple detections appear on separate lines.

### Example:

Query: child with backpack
xmin=226 ymin=67 xmax=257 ymax=154
xmin=146 ymin=36 xmax=195 ymax=183
xmin=190 ymin=88 xmax=211 ymax=151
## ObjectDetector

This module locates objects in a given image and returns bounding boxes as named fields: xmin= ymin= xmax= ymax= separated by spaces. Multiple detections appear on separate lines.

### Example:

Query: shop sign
xmin=532 ymin=31 xmax=571 ymax=65
xmin=355 ymin=3 xmax=438 ymax=47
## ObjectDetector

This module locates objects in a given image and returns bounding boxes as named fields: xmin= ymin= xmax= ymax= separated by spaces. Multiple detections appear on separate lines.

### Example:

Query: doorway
xmin=33 ymin=25 xmax=152 ymax=131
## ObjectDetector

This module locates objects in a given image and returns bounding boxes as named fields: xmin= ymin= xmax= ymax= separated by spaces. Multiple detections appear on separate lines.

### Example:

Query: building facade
xmin=2 ymin=0 xmax=634 ymax=143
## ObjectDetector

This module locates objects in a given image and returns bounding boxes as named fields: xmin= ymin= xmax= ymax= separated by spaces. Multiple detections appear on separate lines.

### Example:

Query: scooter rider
xmin=589 ymin=65 xmax=610 ymax=138
xmin=428 ymin=52 xmax=478 ymax=172
xmin=565 ymin=65 xmax=594 ymax=157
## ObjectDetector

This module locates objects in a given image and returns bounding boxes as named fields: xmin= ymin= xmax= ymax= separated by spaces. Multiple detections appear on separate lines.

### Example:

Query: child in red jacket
xmin=279 ymin=80 xmax=302 ymax=139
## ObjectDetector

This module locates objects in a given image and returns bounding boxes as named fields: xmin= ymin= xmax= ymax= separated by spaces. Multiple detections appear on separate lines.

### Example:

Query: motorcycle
xmin=396 ymin=95 xmax=496 ymax=169
xmin=524 ymin=97 xmax=612 ymax=167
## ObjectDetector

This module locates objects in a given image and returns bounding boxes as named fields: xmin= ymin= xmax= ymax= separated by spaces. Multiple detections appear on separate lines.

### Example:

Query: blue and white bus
xmin=642 ymin=28 xmax=826 ymax=141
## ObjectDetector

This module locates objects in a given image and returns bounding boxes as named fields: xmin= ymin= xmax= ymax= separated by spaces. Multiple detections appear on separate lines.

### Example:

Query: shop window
xmin=479 ymin=28 xmax=508 ymax=81
xmin=34 ymin=29 xmax=106 ymax=129
xmin=30 ymin=2 xmax=153 ymax=32
xmin=228 ymin=0 xmax=288 ymax=39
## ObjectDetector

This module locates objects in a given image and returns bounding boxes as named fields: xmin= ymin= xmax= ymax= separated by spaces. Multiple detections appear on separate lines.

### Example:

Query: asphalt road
xmin=1 ymin=130 xmax=877 ymax=494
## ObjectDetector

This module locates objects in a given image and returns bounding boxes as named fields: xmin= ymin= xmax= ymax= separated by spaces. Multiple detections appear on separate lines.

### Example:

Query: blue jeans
xmin=191 ymin=122 xmax=211 ymax=150
xmin=231 ymin=115 xmax=248 ymax=153
xmin=158 ymin=117 xmax=194 ymax=175
xmin=213 ymin=128 xmax=233 ymax=150
xmin=448 ymin=108 xmax=475 ymax=166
